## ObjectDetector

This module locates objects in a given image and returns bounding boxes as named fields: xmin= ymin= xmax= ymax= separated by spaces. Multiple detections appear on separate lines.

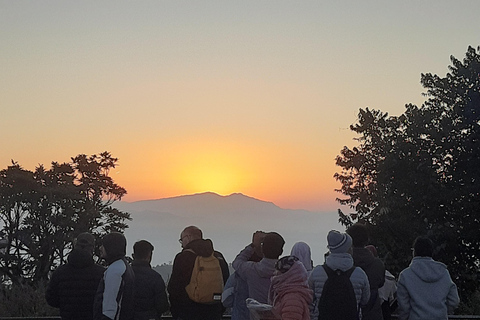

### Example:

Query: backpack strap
xmin=322 ymin=264 xmax=356 ymax=277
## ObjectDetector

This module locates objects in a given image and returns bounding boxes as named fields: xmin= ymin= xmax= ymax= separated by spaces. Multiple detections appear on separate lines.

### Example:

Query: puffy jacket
xmin=167 ymin=238 xmax=229 ymax=320
xmin=46 ymin=249 xmax=105 ymax=320
xmin=268 ymin=261 xmax=313 ymax=320
xmin=397 ymin=257 xmax=459 ymax=320
xmin=308 ymin=252 xmax=370 ymax=320
xmin=232 ymin=245 xmax=277 ymax=304
xmin=131 ymin=260 xmax=169 ymax=320
xmin=94 ymin=257 xmax=135 ymax=320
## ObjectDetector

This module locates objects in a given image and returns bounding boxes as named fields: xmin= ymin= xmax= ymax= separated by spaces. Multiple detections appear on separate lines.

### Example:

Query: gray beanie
xmin=327 ymin=230 xmax=352 ymax=254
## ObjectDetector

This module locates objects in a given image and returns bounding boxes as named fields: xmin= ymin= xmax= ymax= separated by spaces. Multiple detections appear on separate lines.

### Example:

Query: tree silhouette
xmin=334 ymin=46 xmax=480 ymax=312
xmin=0 ymin=152 xmax=130 ymax=284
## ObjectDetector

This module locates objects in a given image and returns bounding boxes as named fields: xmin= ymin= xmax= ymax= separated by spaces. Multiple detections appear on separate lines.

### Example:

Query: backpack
xmin=185 ymin=250 xmax=224 ymax=304
xmin=318 ymin=265 xmax=359 ymax=320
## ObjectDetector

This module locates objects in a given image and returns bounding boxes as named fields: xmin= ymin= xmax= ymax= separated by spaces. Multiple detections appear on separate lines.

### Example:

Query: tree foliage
xmin=0 ymin=152 xmax=130 ymax=284
xmin=334 ymin=46 xmax=480 ymax=310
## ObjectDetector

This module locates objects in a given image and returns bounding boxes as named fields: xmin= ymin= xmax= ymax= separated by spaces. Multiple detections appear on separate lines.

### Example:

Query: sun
xmin=171 ymin=145 xmax=252 ymax=195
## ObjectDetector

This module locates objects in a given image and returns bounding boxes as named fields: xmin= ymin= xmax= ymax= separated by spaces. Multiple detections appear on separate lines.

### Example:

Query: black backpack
xmin=318 ymin=265 xmax=359 ymax=320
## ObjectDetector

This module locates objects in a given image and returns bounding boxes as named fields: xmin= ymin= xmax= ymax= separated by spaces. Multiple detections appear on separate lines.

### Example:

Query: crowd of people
xmin=46 ymin=224 xmax=460 ymax=320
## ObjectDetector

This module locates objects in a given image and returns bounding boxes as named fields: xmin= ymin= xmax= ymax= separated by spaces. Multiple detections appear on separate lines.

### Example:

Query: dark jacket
xmin=94 ymin=257 xmax=135 ymax=320
xmin=167 ymin=239 xmax=229 ymax=320
xmin=46 ymin=249 xmax=105 ymax=320
xmin=132 ymin=260 xmax=169 ymax=320
xmin=352 ymin=247 xmax=385 ymax=320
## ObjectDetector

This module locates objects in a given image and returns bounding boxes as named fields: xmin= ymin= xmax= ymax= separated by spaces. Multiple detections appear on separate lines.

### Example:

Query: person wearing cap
xmin=308 ymin=230 xmax=370 ymax=320
xmin=268 ymin=255 xmax=313 ymax=320
xmin=347 ymin=224 xmax=385 ymax=320
xmin=232 ymin=231 xmax=285 ymax=308
xmin=131 ymin=240 xmax=169 ymax=320
xmin=94 ymin=232 xmax=135 ymax=320
xmin=397 ymin=236 xmax=459 ymax=320
xmin=46 ymin=232 xmax=105 ymax=320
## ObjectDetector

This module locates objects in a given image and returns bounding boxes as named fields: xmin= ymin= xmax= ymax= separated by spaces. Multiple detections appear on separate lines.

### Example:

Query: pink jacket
xmin=268 ymin=261 xmax=313 ymax=320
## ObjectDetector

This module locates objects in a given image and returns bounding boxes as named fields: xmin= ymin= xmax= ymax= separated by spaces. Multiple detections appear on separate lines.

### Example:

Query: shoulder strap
xmin=184 ymin=248 xmax=196 ymax=255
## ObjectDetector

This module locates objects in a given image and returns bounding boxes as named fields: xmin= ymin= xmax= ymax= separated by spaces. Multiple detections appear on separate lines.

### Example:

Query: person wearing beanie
xmin=397 ymin=236 xmax=459 ymax=320
xmin=268 ymin=256 xmax=313 ymax=320
xmin=308 ymin=230 xmax=370 ymax=320
xmin=94 ymin=232 xmax=135 ymax=320
xmin=347 ymin=224 xmax=385 ymax=320
xmin=232 ymin=231 xmax=285 ymax=315
xmin=132 ymin=240 xmax=169 ymax=320
xmin=46 ymin=232 xmax=105 ymax=320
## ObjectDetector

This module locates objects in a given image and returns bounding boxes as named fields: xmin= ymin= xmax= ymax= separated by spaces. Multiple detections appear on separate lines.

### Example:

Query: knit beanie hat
xmin=327 ymin=230 xmax=352 ymax=254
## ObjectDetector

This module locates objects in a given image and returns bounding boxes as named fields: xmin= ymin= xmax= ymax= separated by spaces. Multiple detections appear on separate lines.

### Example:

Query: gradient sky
xmin=1 ymin=1 xmax=479 ymax=211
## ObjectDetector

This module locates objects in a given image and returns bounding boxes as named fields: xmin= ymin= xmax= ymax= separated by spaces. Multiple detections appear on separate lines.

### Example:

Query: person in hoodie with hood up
xmin=46 ymin=232 xmax=105 ymax=320
xmin=167 ymin=226 xmax=230 ymax=320
xmin=397 ymin=236 xmax=459 ymax=320
xmin=94 ymin=232 xmax=135 ymax=320
xmin=290 ymin=241 xmax=313 ymax=277
xmin=268 ymin=255 xmax=313 ymax=320
xmin=347 ymin=223 xmax=385 ymax=320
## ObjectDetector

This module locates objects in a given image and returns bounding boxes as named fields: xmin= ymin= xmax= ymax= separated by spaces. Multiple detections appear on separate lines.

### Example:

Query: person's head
xmin=275 ymin=255 xmax=299 ymax=274
xmin=327 ymin=230 xmax=352 ymax=254
xmin=180 ymin=226 xmax=203 ymax=248
xmin=262 ymin=232 xmax=285 ymax=259
xmin=347 ymin=223 xmax=369 ymax=247
xmin=74 ymin=232 xmax=95 ymax=255
xmin=133 ymin=240 xmax=154 ymax=262
xmin=291 ymin=241 xmax=313 ymax=271
xmin=412 ymin=236 xmax=433 ymax=257
xmin=100 ymin=232 xmax=127 ymax=262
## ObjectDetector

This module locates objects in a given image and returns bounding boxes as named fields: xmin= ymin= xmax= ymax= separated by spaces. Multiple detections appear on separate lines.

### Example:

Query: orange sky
xmin=1 ymin=1 xmax=479 ymax=212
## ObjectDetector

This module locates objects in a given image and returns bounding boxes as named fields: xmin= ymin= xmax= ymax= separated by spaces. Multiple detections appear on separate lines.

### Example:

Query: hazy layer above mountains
xmin=114 ymin=192 xmax=342 ymax=266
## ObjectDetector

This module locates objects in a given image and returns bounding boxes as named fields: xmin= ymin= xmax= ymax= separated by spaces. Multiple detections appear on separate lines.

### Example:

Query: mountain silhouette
xmin=114 ymin=192 xmax=341 ymax=267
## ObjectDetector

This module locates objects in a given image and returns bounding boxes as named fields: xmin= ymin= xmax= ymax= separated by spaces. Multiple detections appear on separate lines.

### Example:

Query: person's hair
xmin=413 ymin=236 xmax=434 ymax=257
xmin=182 ymin=226 xmax=203 ymax=240
xmin=347 ymin=223 xmax=369 ymax=247
xmin=262 ymin=232 xmax=285 ymax=259
xmin=133 ymin=240 xmax=154 ymax=260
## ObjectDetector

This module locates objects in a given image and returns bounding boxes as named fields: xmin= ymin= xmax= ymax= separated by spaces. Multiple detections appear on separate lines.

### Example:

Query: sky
xmin=1 ymin=1 xmax=479 ymax=212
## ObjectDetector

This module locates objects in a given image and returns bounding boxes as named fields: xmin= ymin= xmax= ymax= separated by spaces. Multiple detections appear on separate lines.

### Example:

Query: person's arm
xmin=232 ymin=231 xmax=265 ymax=278
xmin=396 ymin=273 xmax=410 ymax=320
xmin=102 ymin=261 xmax=126 ymax=320
xmin=45 ymin=271 xmax=60 ymax=308
xmin=360 ymin=270 xmax=371 ymax=306
xmin=154 ymin=274 xmax=169 ymax=316
xmin=446 ymin=275 xmax=460 ymax=314
xmin=167 ymin=250 xmax=196 ymax=303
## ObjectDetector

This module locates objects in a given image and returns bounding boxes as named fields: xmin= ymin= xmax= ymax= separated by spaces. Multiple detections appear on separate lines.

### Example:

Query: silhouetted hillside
xmin=114 ymin=192 xmax=341 ymax=266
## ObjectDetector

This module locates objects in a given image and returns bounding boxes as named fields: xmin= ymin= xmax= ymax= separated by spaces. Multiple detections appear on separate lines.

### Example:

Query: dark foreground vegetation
xmin=0 ymin=46 xmax=479 ymax=316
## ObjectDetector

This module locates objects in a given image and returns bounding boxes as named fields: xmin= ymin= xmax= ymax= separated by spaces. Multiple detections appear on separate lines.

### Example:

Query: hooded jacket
xmin=397 ymin=257 xmax=459 ymax=320
xmin=291 ymin=242 xmax=313 ymax=276
xmin=94 ymin=233 xmax=135 ymax=320
xmin=352 ymin=247 xmax=385 ymax=320
xmin=131 ymin=260 xmax=169 ymax=320
xmin=167 ymin=238 xmax=229 ymax=320
xmin=268 ymin=261 xmax=313 ymax=320
xmin=232 ymin=244 xmax=278 ymax=304
xmin=308 ymin=252 xmax=370 ymax=320
xmin=46 ymin=249 xmax=105 ymax=320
